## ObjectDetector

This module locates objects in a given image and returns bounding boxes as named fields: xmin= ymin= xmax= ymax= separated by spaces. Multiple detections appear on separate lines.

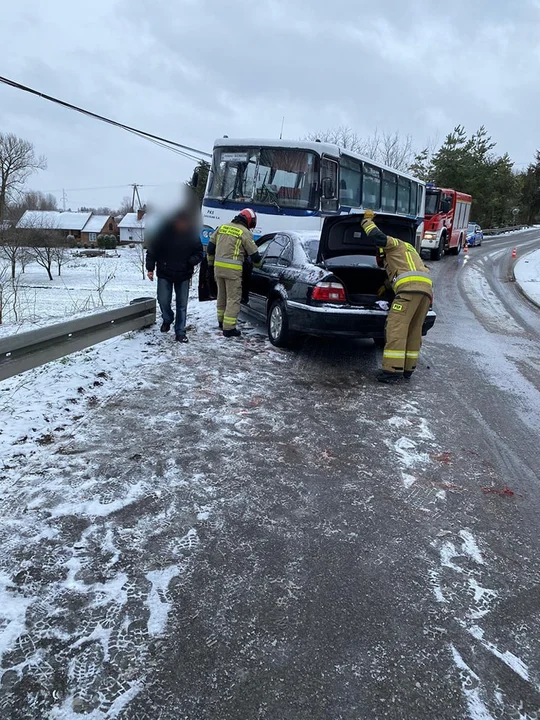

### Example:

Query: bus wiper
xmin=220 ymin=188 xmax=236 ymax=204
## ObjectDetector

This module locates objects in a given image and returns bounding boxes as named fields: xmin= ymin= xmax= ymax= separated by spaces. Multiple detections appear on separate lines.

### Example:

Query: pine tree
xmin=521 ymin=151 xmax=540 ymax=225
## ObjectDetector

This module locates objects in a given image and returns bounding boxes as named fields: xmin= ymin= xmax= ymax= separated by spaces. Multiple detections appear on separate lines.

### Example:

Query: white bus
xmin=201 ymin=138 xmax=425 ymax=249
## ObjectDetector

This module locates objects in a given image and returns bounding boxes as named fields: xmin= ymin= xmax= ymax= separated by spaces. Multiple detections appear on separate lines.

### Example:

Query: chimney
xmin=137 ymin=206 xmax=146 ymax=222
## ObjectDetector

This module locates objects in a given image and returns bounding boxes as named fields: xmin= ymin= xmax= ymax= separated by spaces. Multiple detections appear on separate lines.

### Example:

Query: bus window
xmin=207 ymin=147 xmax=319 ymax=210
xmin=321 ymin=157 xmax=339 ymax=213
xmin=381 ymin=171 xmax=397 ymax=213
xmin=409 ymin=182 xmax=418 ymax=216
xmin=417 ymin=184 xmax=424 ymax=217
xmin=363 ymin=164 xmax=381 ymax=210
xmin=397 ymin=179 xmax=411 ymax=214
xmin=339 ymin=155 xmax=362 ymax=208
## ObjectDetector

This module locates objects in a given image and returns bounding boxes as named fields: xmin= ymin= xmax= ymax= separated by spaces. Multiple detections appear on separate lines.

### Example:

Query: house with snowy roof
xmin=118 ymin=209 xmax=146 ymax=244
xmin=16 ymin=211 xmax=118 ymax=245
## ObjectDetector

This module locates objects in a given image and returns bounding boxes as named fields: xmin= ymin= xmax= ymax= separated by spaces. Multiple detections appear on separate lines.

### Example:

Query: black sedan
xmin=201 ymin=215 xmax=436 ymax=347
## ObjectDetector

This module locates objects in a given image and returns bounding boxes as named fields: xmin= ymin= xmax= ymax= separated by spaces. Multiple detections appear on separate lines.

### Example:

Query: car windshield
xmin=468 ymin=223 xmax=476 ymax=231
xmin=206 ymin=147 xmax=319 ymax=210
xmin=425 ymin=191 xmax=440 ymax=216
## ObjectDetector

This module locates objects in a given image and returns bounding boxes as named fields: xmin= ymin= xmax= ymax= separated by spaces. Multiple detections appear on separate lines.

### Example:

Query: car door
xmin=250 ymin=234 xmax=291 ymax=317
xmin=246 ymin=234 xmax=275 ymax=316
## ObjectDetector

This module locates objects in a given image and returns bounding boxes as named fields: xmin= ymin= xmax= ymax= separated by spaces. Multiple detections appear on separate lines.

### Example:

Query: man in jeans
xmin=146 ymin=209 xmax=203 ymax=342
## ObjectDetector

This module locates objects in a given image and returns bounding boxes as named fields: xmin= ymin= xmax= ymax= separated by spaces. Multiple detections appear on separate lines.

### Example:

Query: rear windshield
xmin=301 ymin=238 xmax=320 ymax=263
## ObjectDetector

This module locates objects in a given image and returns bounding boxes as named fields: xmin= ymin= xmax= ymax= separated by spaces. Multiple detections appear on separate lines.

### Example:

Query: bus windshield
xmin=206 ymin=146 xmax=319 ymax=210
xmin=425 ymin=190 xmax=440 ymax=216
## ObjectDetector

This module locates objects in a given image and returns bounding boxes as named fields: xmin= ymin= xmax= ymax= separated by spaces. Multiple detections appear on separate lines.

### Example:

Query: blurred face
xmin=175 ymin=217 xmax=189 ymax=231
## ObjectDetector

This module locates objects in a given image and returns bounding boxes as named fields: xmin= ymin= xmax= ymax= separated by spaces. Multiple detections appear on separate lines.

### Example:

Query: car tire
xmin=267 ymin=298 xmax=291 ymax=348
xmin=430 ymin=235 xmax=444 ymax=261
xmin=373 ymin=337 xmax=386 ymax=348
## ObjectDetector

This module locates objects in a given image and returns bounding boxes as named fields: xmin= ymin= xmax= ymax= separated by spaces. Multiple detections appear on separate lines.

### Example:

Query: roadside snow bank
xmin=514 ymin=247 xmax=540 ymax=307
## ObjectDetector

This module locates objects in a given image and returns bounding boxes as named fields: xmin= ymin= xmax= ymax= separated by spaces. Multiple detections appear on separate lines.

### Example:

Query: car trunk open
xmin=325 ymin=258 xmax=390 ymax=306
xmin=317 ymin=213 xmax=417 ymax=306
xmin=318 ymin=213 xmax=417 ymax=262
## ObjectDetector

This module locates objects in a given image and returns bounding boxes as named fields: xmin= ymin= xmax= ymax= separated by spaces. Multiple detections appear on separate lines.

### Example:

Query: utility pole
xmin=62 ymin=189 xmax=68 ymax=211
xmin=280 ymin=117 xmax=285 ymax=140
xmin=130 ymin=184 xmax=143 ymax=212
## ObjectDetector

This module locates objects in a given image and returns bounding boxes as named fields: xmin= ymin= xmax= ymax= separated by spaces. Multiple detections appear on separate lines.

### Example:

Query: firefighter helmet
xmin=239 ymin=208 xmax=257 ymax=229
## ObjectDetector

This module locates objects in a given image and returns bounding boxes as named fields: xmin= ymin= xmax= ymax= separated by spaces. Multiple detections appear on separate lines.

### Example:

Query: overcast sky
xmin=1 ymin=0 xmax=539 ymax=210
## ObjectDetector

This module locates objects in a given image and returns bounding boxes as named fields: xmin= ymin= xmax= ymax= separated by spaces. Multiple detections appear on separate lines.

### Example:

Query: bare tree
xmin=306 ymin=126 xmax=364 ymax=153
xmin=117 ymin=196 xmax=133 ymax=216
xmin=53 ymin=243 xmax=70 ymax=277
xmin=130 ymin=242 xmax=147 ymax=280
xmin=0 ymin=258 xmax=23 ymax=324
xmin=378 ymin=131 xmax=414 ymax=171
xmin=0 ymin=225 xmax=23 ymax=280
xmin=30 ymin=243 xmax=56 ymax=281
xmin=25 ymin=220 xmax=63 ymax=281
xmin=93 ymin=257 xmax=118 ymax=306
xmin=0 ymin=133 xmax=47 ymax=222
xmin=307 ymin=126 xmax=416 ymax=170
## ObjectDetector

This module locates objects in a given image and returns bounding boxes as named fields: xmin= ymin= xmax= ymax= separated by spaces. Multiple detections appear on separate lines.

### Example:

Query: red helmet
xmin=239 ymin=208 xmax=257 ymax=230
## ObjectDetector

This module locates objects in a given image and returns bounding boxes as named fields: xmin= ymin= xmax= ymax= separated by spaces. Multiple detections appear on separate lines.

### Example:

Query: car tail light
xmin=312 ymin=281 xmax=347 ymax=303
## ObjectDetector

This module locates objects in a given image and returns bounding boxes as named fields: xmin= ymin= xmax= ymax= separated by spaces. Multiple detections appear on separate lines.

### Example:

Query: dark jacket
xmin=146 ymin=217 xmax=203 ymax=282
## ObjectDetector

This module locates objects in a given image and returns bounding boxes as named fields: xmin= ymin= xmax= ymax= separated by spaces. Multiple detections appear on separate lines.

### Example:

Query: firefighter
xmin=206 ymin=208 xmax=262 ymax=337
xmin=361 ymin=210 xmax=433 ymax=383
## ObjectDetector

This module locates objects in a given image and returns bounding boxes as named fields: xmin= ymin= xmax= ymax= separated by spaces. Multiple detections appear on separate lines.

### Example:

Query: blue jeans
xmin=157 ymin=277 xmax=190 ymax=335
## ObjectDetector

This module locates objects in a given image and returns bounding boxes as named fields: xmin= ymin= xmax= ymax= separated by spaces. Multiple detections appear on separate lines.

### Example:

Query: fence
xmin=483 ymin=225 xmax=531 ymax=237
xmin=0 ymin=298 xmax=155 ymax=382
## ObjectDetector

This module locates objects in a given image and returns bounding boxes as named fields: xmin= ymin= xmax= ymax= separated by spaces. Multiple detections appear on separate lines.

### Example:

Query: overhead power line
xmin=0 ymin=74 xmax=211 ymax=162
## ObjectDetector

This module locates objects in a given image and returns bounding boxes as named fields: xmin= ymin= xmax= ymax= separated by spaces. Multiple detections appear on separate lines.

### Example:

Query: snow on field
xmin=0 ymin=247 xmax=151 ymax=336
xmin=514 ymin=247 xmax=540 ymax=307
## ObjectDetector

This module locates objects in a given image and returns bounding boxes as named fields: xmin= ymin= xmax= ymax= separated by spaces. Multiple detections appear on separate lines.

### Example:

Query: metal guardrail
xmin=0 ymin=297 xmax=156 ymax=382
xmin=483 ymin=225 xmax=531 ymax=236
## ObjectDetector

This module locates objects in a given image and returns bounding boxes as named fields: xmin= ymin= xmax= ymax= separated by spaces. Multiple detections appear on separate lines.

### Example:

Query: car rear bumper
xmin=287 ymin=301 xmax=436 ymax=338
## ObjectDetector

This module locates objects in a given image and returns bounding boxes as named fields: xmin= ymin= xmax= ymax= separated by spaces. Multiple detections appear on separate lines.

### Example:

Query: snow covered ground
xmin=0 ymin=247 xmax=151 ymax=338
xmin=514 ymin=246 xmax=540 ymax=306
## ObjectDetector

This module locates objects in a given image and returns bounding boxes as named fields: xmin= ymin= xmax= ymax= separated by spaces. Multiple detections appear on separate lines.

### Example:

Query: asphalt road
xmin=2 ymin=230 xmax=540 ymax=720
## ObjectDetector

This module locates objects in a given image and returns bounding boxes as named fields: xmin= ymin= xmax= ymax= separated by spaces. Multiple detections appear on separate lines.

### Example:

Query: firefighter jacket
xmin=362 ymin=218 xmax=433 ymax=298
xmin=207 ymin=221 xmax=261 ymax=279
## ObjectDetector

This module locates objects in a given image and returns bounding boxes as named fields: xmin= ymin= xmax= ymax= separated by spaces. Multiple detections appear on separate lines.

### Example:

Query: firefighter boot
xmin=376 ymin=370 xmax=403 ymax=384
xmin=223 ymin=328 xmax=242 ymax=338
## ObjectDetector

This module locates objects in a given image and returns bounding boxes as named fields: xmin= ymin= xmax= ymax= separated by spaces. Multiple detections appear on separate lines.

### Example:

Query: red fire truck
xmin=421 ymin=185 xmax=472 ymax=260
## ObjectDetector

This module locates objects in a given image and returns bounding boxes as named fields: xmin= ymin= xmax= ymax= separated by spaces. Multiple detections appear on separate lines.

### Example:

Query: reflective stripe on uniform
xmin=215 ymin=258 xmax=243 ymax=270
xmin=363 ymin=222 xmax=377 ymax=234
xmin=394 ymin=272 xmax=433 ymax=291
xmin=219 ymin=225 xmax=243 ymax=237
xmin=217 ymin=309 xmax=225 ymax=320
xmin=233 ymin=237 xmax=242 ymax=260
xmin=405 ymin=249 xmax=416 ymax=271
xmin=383 ymin=350 xmax=406 ymax=359
xmin=406 ymin=351 xmax=419 ymax=358
xmin=223 ymin=315 xmax=237 ymax=324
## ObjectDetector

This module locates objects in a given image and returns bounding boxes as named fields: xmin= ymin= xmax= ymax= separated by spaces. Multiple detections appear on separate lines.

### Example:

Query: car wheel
xmin=373 ymin=337 xmax=386 ymax=348
xmin=267 ymin=298 xmax=291 ymax=347
xmin=430 ymin=235 xmax=444 ymax=261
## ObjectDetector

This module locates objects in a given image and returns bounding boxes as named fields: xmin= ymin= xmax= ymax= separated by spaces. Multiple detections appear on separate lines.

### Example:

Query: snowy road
xmin=1 ymin=231 xmax=540 ymax=719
